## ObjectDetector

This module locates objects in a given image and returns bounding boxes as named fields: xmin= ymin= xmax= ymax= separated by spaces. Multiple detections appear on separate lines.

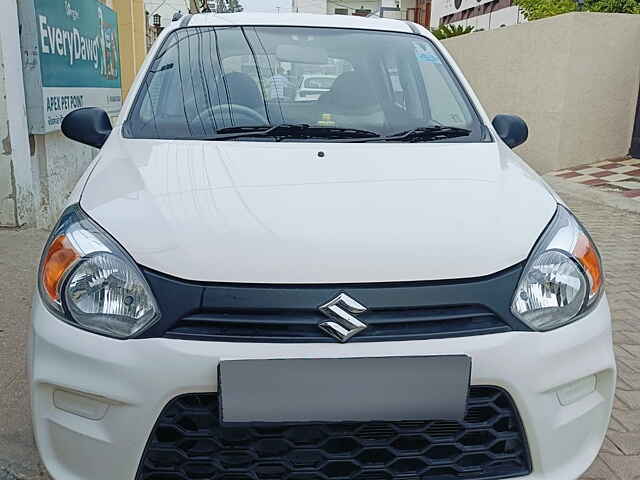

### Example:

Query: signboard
xmin=20 ymin=0 xmax=122 ymax=133
xmin=439 ymin=0 xmax=497 ymax=17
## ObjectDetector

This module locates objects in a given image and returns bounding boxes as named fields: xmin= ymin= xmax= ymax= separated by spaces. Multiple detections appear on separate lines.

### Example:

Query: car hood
xmin=81 ymin=131 xmax=557 ymax=283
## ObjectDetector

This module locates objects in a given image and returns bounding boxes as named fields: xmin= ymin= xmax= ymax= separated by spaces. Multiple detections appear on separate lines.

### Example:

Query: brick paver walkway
xmin=549 ymin=157 xmax=640 ymax=200
xmin=560 ymin=186 xmax=640 ymax=480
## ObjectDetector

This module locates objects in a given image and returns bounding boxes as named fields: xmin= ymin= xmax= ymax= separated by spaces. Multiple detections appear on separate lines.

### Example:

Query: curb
xmin=544 ymin=175 xmax=640 ymax=215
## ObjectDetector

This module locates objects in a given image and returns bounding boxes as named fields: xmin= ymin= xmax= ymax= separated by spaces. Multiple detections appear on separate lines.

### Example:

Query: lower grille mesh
xmin=137 ymin=386 xmax=530 ymax=480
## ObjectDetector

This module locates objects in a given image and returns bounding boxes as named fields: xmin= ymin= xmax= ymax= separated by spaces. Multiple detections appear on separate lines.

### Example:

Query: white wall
xmin=430 ymin=0 xmax=525 ymax=29
xmin=34 ymin=132 xmax=96 ymax=226
xmin=0 ymin=94 xmax=96 ymax=227
xmin=292 ymin=0 xmax=328 ymax=14
xmin=0 ymin=35 xmax=17 ymax=226
xmin=450 ymin=6 xmax=525 ymax=30
xmin=327 ymin=0 xmax=380 ymax=14
xmin=293 ymin=0 xmax=392 ymax=15
xmin=444 ymin=12 xmax=640 ymax=173
xmin=430 ymin=0 xmax=460 ymax=27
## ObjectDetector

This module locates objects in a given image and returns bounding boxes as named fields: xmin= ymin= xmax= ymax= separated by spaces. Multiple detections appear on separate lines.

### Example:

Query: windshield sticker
xmin=317 ymin=113 xmax=336 ymax=126
xmin=414 ymin=43 xmax=442 ymax=64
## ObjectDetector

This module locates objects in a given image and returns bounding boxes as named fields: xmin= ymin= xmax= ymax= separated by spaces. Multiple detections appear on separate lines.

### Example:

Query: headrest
xmin=319 ymin=71 xmax=379 ymax=112
xmin=222 ymin=72 xmax=263 ymax=109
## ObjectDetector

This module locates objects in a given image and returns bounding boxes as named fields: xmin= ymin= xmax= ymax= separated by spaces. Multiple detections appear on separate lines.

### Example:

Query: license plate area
xmin=219 ymin=355 xmax=471 ymax=425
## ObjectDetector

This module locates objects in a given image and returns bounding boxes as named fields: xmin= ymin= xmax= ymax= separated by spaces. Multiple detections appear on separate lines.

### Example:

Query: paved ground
xmin=0 ymin=177 xmax=638 ymax=480
xmin=549 ymin=157 xmax=640 ymax=200
xmin=545 ymin=176 xmax=640 ymax=480
xmin=0 ymin=227 xmax=48 ymax=480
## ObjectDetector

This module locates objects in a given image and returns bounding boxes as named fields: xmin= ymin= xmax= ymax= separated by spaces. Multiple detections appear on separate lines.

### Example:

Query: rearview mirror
xmin=61 ymin=107 xmax=112 ymax=149
xmin=492 ymin=115 xmax=528 ymax=149
xmin=276 ymin=44 xmax=329 ymax=64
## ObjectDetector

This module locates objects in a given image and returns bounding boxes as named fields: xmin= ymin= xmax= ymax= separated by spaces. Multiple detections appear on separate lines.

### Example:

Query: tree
xmin=431 ymin=24 xmax=475 ymax=40
xmin=514 ymin=0 xmax=640 ymax=20
xmin=227 ymin=0 xmax=244 ymax=12
xmin=584 ymin=0 xmax=640 ymax=13
xmin=513 ymin=0 xmax=576 ymax=20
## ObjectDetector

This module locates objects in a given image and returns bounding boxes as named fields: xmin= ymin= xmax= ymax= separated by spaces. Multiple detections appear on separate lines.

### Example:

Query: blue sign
xmin=22 ymin=0 xmax=122 ymax=133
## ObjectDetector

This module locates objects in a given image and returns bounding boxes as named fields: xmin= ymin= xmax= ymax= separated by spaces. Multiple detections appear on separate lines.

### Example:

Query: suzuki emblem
xmin=318 ymin=293 xmax=368 ymax=342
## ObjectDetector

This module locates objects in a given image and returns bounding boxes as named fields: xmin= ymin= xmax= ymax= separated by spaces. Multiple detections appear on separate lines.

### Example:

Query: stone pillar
xmin=113 ymin=0 xmax=147 ymax=99
xmin=0 ymin=0 xmax=39 ymax=227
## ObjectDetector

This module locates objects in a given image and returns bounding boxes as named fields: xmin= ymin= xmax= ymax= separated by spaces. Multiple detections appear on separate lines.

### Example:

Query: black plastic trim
xmin=405 ymin=20 xmax=421 ymax=34
xmin=179 ymin=13 xmax=192 ymax=27
xmin=136 ymin=386 xmax=532 ymax=480
xmin=61 ymin=107 xmax=112 ymax=149
xmin=137 ymin=263 xmax=530 ymax=342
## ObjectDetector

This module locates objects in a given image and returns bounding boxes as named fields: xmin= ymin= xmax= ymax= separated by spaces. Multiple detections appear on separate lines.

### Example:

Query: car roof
xmin=185 ymin=12 xmax=418 ymax=35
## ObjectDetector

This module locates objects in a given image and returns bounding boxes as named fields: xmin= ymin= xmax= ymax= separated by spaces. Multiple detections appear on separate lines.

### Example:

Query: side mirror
xmin=492 ymin=114 xmax=528 ymax=149
xmin=61 ymin=107 xmax=112 ymax=149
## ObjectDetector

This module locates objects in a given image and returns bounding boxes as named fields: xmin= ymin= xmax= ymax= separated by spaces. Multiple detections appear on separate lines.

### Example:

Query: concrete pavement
xmin=0 ymin=227 xmax=48 ymax=480
xmin=0 ymin=178 xmax=638 ymax=479
xmin=546 ymin=176 xmax=640 ymax=480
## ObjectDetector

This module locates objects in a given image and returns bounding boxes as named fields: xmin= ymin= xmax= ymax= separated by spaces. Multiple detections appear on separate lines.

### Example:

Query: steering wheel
xmin=194 ymin=103 xmax=268 ymax=129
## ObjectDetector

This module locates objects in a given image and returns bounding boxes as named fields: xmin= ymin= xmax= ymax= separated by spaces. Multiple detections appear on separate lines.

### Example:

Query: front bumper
xmin=29 ymin=294 xmax=615 ymax=480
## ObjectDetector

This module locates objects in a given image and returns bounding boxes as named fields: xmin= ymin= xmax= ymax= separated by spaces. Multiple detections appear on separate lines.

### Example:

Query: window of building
xmin=334 ymin=8 xmax=348 ymax=15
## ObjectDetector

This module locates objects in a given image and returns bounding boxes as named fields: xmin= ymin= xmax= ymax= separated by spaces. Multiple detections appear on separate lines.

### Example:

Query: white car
xmin=294 ymin=74 xmax=337 ymax=101
xmin=31 ymin=12 xmax=614 ymax=480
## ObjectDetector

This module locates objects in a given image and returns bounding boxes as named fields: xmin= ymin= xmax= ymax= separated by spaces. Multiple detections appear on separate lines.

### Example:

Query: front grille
xmin=167 ymin=305 xmax=509 ymax=342
xmin=136 ymin=387 xmax=531 ymax=480
xmin=140 ymin=264 xmax=528 ymax=342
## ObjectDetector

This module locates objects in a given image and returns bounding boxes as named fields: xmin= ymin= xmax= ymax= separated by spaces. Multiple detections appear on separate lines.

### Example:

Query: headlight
xmin=38 ymin=205 xmax=159 ymax=338
xmin=511 ymin=205 xmax=604 ymax=331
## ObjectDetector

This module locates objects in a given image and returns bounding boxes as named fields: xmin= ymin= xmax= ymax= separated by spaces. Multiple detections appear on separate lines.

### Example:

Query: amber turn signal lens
xmin=573 ymin=233 xmax=603 ymax=297
xmin=42 ymin=235 xmax=79 ymax=302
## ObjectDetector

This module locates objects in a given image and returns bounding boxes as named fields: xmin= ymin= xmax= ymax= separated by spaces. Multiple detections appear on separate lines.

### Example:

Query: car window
xmin=125 ymin=26 xmax=485 ymax=142
xmin=413 ymin=42 xmax=471 ymax=128
xmin=304 ymin=77 xmax=336 ymax=89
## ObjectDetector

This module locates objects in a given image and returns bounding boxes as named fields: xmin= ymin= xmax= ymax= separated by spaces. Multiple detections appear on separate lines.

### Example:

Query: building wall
xmin=292 ymin=0 xmax=328 ymax=14
xmin=327 ymin=0 xmax=380 ymax=15
xmin=292 ymin=0 xmax=398 ymax=16
xmin=0 ymin=35 xmax=17 ymax=226
xmin=146 ymin=0 xmax=186 ymax=28
xmin=444 ymin=12 xmax=640 ymax=173
xmin=431 ymin=0 xmax=523 ymax=29
xmin=114 ymin=0 xmax=147 ymax=99
xmin=35 ymin=132 xmax=96 ymax=226
xmin=449 ymin=5 xmax=524 ymax=30
xmin=1 ymin=0 xmax=145 ymax=227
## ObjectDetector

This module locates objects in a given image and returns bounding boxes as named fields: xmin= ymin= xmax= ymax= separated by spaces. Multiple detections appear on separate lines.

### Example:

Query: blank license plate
xmin=218 ymin=355 xmax=471 ymax=424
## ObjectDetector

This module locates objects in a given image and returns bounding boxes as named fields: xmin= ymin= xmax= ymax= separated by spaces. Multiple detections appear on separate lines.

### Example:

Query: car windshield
xmin=125 ymin=26 xmax=486 ymax=142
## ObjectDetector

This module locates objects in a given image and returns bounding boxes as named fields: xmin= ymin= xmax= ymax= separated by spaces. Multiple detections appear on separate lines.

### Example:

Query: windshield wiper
xmin=214 ymin=124 xmax=307 ymax=139
xmin=211 ymin=124 xmax=381 ymax=141
xmin=209 ymin=124 xmax=470 ymax=142
xmin=383 ymin=126 xmax=472 ymax=142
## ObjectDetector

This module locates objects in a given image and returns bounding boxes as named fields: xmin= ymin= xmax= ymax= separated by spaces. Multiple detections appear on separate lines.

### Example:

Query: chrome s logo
xmin=318 ymin=293 xmax=368 ymax=342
